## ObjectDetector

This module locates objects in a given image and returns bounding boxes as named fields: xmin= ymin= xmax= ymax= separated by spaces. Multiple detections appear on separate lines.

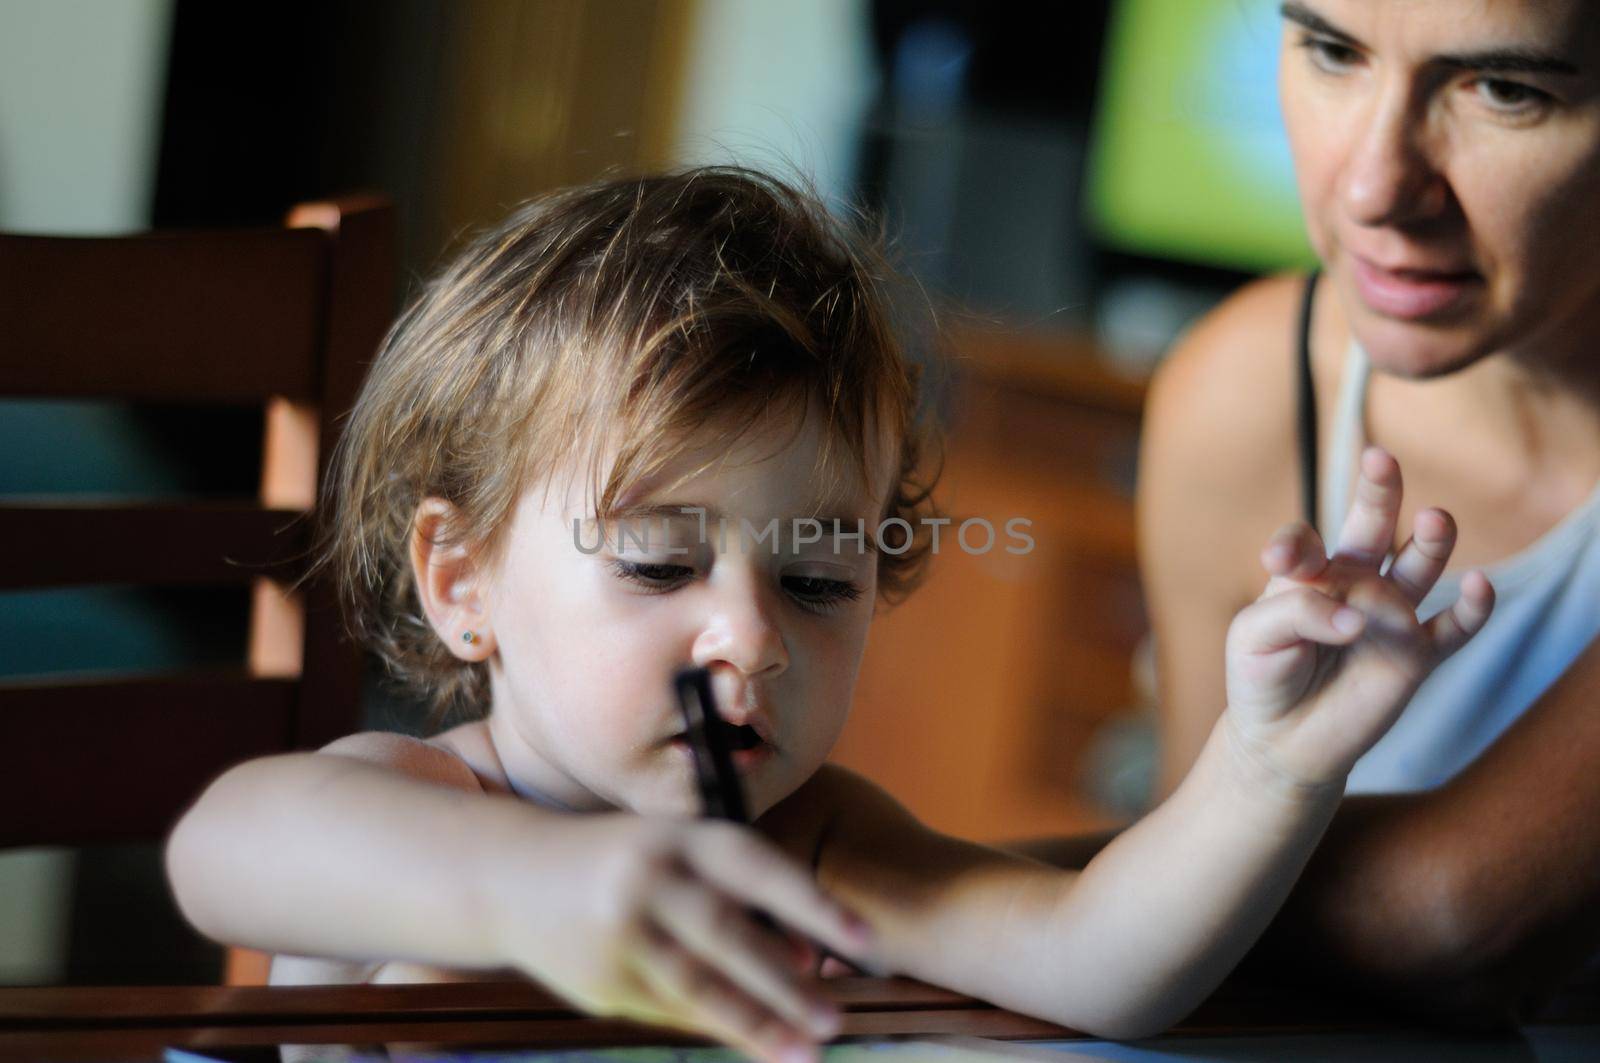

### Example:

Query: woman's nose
xmin=1341 ymin=86 xmax=1450 ymax=228
xmin=690 ymin=584 xmax=790 ymax=677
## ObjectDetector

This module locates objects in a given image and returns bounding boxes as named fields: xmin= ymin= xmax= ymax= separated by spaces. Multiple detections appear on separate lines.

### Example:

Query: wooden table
xmin=7 ymin=975 xmax=1600 ymax=1061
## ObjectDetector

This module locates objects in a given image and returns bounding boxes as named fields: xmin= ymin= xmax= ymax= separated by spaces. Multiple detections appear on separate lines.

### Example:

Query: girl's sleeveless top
xmin=1295 ymin=273 xmax=1600 ymax=793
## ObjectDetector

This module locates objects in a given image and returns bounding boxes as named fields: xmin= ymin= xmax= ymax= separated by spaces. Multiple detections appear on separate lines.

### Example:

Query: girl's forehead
xmin=534 ymin=406 xmax=898 ymax=524
xmin=618 ymin=416 xmax=892 ymax=520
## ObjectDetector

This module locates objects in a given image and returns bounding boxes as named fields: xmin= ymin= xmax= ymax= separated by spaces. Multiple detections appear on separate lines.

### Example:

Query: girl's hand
xmin=1223 ymin=447 xmax=1495 ymax=791
xmin=487 ymin=812 xmax=877 ymax=1063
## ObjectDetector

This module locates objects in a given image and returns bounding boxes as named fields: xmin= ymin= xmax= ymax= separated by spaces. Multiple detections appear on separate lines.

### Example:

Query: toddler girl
xmin=166 ymin=167 xmax=1493 ymax=1062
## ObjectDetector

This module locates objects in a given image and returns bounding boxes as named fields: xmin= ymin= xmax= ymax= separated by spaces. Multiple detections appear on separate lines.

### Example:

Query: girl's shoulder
xmin=758 ymin=764 xmax=919 ymax=870
xmin=318 ymin=724 xmax=504 ymax=796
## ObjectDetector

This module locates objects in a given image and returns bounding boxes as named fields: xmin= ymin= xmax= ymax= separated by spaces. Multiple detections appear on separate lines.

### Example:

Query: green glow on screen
xmin=1089 ymin=0 xmax=1318 ymax=272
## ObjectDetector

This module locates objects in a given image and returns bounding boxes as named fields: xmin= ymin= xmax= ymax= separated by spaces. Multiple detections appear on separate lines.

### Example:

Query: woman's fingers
xmin=1424 ymin=569 xmax=1496 ymax=658
xmin=1260 ymin=521 xmax=1330 ymax=592
xmin=1230 ymin=585 xmax=1367 ymax=658
xmin=631 ymin=920 xmax=819 ymax=1063
xmin=1333 ymin=446 xmax=1404 ymax=566
xmin=684 ymin=824 xmax=878 ymax=972
xmin=1387 ymin=508 xmax=1457 ymax=605
xmin=647 ymin=865 xmax=839 ymax=1040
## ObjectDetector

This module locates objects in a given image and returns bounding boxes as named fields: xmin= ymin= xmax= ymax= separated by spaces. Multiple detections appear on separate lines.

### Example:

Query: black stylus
xmin=674 ymin=665 xmax=750 ymax=823
xmin=673 ymin=665 xmax=883 ymax=977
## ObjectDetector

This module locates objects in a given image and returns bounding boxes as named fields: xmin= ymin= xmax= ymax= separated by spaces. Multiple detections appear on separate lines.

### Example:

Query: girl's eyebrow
xmin=1280 ymin=1 xmax=1581 ymax=78
xmin=610 ymin=501 xmax=878 ymax=526
xmin=607 ymin=502 xmax=715 ymax=522
xmin=606 ymin=500 xmax=882 ymax=548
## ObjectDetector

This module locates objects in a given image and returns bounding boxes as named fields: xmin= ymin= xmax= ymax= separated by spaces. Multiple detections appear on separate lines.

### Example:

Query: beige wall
xmin=668 ymin=0 xmax=876 ymax=203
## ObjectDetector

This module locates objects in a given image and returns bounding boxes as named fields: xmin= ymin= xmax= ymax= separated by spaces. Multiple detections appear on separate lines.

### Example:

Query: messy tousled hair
xmin=322 ymin=166 xmax=940 ymax=723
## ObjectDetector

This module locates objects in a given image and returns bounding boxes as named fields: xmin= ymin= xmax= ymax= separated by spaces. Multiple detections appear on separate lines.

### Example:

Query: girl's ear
xmin=410 ymin=497 xmax=496 ymax=661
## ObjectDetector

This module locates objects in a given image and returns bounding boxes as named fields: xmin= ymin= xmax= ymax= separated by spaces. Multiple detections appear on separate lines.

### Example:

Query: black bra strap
xmin=1296 ymin=270 xmax=1321 ymax=532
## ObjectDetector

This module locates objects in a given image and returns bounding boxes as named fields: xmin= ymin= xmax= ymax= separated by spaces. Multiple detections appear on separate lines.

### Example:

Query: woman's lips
xmin=1350 ymin=254 xmax=1481 ymax=320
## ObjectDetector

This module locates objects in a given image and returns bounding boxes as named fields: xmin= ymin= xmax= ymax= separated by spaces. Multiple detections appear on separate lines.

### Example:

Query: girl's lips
xmin=1350 ymin=254 xmax=1481 ymax=320
xmin=668 ymin=736 xmax=776 ymax=774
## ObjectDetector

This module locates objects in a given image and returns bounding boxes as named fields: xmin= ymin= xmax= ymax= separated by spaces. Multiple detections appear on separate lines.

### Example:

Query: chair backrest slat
xmin=0 ymin=503 xmax=311 ymax=590
xmin=1 ymin=197 xmax=393 ymax=849
xmin=0 ymin=672 xmax=297 ymax=847
xmin=0 ymin=228 xmax=327 ymax=401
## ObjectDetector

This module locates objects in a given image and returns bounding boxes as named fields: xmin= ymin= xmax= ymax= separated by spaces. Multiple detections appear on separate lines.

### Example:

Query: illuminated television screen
xmin=1087 ymin=0 xmax=1318 ymax=273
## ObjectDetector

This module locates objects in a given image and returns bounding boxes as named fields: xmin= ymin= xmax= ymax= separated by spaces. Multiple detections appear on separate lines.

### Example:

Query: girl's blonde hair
xmin=323 ymin=166 xmax=939 ymax=722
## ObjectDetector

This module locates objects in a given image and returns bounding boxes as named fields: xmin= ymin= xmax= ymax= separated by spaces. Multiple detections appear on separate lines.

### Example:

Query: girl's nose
xmin=1341 ymin=85 xmax=1450 ymax=229
xmin=690 ymin=585 xmax=790 ymax=678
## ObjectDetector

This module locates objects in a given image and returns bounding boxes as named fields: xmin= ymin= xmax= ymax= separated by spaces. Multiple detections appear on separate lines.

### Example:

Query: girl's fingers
xmin=1260 ymin=521 xmax=1330 ymax=593
xmin=685 ymin=824 xmax=880 ymax=972
xmin=1424 ymin=569 xmax=1495 ymax=658
xmin=1333 ymin=446 xmax=1404 ymax=566
xmin=1230 ymin=586 xmax=1366 ymax=658
xmin=817 ymin=954 xmax=859 ymax=978
xmin=647 ymin=867 xmax=839 ymax=1040
xmin=1387 ymin=508 xmax=1457 ymax=605
xmin=632 ymin=919 xmax=818 ymax=1063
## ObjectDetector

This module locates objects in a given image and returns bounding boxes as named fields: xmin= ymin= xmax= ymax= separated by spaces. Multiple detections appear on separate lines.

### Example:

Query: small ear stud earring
xmin=461 ymin=631 xmax=478 ymax=645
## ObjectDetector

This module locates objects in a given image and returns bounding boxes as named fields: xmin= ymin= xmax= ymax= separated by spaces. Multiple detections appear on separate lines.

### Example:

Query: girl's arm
xmin=795 ymin=727 xmax=1335 ymax=1040
xmin=166 ymin=741 xmax=530 ymax=970
xmin=807 ymin=449 xmax=1492 ymax=1039
xmin=166 ymin=739 xmax=877 ymax=1063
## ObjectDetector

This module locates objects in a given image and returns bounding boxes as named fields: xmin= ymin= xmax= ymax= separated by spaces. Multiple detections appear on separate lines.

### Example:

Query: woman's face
xmin=1279 ymin=0 xmax=1600 ymax=377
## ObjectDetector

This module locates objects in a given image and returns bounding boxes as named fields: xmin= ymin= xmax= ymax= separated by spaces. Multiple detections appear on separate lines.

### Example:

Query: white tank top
xmin=1321 ymin=343 xmax=1600 ymax=794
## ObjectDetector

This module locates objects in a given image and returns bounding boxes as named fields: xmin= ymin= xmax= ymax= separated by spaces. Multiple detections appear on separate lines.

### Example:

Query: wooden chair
xmin=0 ymin=197 xmax=394 ymax=862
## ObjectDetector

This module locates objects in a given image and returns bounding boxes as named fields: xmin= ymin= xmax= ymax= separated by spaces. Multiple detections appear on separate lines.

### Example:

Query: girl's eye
xmin=609 ymin=561 xmax=863 ymax=612
xmin=610 ymin=559 xmax=693 ymax=591
xmin=783 ymin=575 xmax=864 ymax=613
xmin=1300 ymin=35 xmax=1361 ymax=74
xmin=1472 ymin=77 xmax=1551 ymax=114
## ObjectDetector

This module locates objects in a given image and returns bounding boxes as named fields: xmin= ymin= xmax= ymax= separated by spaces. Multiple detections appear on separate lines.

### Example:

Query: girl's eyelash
xmin=782 ymin=575 xmax=864 ymax=614
xmin=609 ymin=559 xmax=693 ymax=592
xmin=607 ymin=560 xmax=863 ymax=612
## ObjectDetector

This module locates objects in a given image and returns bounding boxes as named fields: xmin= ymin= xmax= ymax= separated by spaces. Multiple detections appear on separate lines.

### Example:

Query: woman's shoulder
xmin=1142 ymin=273 xmax=1328 ymax=519
xmin=1139 ymin=274 xmax=1325 ymax=611
xmin=1148 ymin=274 xmax=1304 ymax=448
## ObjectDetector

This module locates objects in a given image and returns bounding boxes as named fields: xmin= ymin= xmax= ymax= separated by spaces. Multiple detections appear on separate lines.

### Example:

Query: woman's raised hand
xmin=1223 ymin=447 xmax=1496 ymax=791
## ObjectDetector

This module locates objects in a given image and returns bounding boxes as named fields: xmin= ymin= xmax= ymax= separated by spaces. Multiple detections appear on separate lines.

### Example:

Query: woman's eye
xmin=1473 ymin=77 xmax=1550 ymax=114
xmin=783 ymin=575 xmax=864 ymax=612
xmin=610 ymin=559 xmax=694 ymax=591
xmin=1300 ymin=36 xmax=1361 ymax=74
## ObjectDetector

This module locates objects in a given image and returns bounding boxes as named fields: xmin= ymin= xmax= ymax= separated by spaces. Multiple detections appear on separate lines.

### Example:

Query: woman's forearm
xmin=1247 ymin=636 xmax=1600 ymax=1021
xmin=165 ymin=753 xmax=537 ymax=968
xmin=1039 ymin=716 xmax=1341 ymax=1036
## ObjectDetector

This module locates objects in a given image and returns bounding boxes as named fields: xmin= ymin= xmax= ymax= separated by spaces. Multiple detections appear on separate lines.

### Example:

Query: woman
xmin=1137 ymin=0 xmax=1600 ymax=1021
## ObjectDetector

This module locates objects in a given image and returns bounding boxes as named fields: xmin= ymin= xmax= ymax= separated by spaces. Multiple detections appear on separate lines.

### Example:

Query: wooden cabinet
xmin=829 ymin=328 xmax=1151 ymax=842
